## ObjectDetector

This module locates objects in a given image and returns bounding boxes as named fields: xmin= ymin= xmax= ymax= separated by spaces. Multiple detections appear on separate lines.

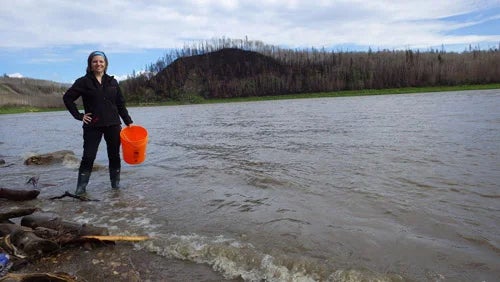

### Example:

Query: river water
xmin=1 ymin=90 xmax=499 ymax=281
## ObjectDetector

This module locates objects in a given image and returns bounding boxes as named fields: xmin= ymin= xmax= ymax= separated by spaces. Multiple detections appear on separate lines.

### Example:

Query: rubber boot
xmin=110 ymin=168 xmax=120 ymax=189
xmin=75 ymin=171 xmax=91 ymax=196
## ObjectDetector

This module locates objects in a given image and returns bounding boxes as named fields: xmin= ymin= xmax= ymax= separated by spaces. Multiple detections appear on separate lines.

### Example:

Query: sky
xmin=1 ymin=0 xmax=499 ymax=83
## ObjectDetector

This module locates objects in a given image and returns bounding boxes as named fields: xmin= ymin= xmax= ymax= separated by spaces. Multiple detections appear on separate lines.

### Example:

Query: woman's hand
xmin=83 ymin=113 xmax=93 ymax=124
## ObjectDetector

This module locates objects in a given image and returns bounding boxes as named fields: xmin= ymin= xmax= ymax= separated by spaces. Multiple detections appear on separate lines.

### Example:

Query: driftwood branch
xmin=0 ymin=223 xmax=59 ymax=258
xmin=0 ymin=188 xmax=40 ymax=201
xmin=21 ymin=214 xmax=109 ymax=237
xmin=80 ymin=235 xmax=150 ymax=242
xmin=0 ymin=213 xmax=112 ymax=260
xmin=0 ymin=272 xmax=77 ymax=282
xmin=49 ymin=191 xmax=99 ymax=202
xmin=26 ymin=176 xmax=39 ymax=188
xmin=0 ymin=208 xmax=38 ymax=222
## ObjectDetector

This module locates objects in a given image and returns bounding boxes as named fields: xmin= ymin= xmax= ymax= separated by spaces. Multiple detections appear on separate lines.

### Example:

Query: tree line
xmin=120 ymin=38 xmax=500 ymax=103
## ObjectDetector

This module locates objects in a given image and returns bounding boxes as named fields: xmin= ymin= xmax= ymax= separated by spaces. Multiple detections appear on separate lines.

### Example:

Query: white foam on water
xmin=136 ymin=233 xmax=403 ymax=282
xmin=328 ymin=269 xmax=404 ymax=282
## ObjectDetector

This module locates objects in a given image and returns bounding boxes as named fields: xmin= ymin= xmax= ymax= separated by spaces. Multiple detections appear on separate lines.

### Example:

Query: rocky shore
xmin=1 ymin=152 xmax=241 ymax=282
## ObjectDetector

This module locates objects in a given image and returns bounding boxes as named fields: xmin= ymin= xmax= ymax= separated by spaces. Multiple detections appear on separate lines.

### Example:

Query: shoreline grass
xmin=203 ymin=83 xmax=500 ymax=104
xmin=0 ymin=106 xmax=66 ymax=115
xmin=1 ymin=84 xmax=499 ymax=114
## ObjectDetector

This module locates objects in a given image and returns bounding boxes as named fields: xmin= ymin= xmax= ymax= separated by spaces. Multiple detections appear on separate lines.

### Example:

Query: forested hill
xmin=120 ymin=45 xmax=500 ymax=103
xmin=0 ymin=77 xmax=69 ymax=107
xmin=152 ymin=48 xmax=286 ymax=99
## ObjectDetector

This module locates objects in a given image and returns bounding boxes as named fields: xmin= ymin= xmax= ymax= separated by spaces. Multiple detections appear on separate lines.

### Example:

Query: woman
xmin=63 ymin=51 xmax=133 ymax=195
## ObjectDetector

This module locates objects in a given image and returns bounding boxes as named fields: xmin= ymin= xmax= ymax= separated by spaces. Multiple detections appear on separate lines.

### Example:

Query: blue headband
xmin=91 ymin=51 xmax=106 ymax=57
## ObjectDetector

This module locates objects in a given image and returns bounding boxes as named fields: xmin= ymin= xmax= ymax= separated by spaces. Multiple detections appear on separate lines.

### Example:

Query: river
xmin=1 ymin=90 xmax=499 ymax=281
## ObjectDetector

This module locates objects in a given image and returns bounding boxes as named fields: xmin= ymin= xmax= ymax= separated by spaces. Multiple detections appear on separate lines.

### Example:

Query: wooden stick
xmin=0 ymin=208 xmax=38 ymax=222
xmin=0 ymin=188 xmax=40 ymax=201
xmin=49 ymin=191 xmax=99 ymax=202
xmin=80 ymin=235 xmax=150 ymax=242
xmin=1 ymin=272 xmax=77 ymax=282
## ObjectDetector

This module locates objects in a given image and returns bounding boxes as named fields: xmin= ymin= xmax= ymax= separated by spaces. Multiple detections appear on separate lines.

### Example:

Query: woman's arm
xmin=63 ymin=79 xmax=85 ymax=121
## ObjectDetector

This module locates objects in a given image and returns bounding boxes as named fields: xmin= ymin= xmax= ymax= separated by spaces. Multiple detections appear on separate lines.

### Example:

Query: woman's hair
xmin=86 ymin=51 xmax=108 ymax=74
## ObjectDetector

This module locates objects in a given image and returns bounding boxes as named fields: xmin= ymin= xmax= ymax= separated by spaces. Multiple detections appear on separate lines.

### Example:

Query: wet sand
xmin=16 ymin=244 xmax=242 ymax=282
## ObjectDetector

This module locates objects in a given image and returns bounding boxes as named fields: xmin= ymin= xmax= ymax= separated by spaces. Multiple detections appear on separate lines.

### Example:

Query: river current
xmin=1 ymin=90 xmax=499 ymax=281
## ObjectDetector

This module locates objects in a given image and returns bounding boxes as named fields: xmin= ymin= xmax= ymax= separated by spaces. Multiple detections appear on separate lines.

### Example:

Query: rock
xmin=24 ymin=150 xmax=75 ymax=165
xmin=23 ymin=150 xmax=103 ymax=170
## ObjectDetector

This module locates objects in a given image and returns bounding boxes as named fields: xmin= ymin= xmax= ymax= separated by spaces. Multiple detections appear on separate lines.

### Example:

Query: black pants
xmin=79 ymin=125 xmax=121 ymax=173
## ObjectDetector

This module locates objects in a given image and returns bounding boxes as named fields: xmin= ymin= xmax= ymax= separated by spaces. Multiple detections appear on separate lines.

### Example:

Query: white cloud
xmin=112 ymin=74 xmax=130 ymax=82
xmin=7 ymin=73 xmax=24 ymax=78
xmin=112 ymin=70 xmax=154 ymax=81
xmin=0 ymin=0 xmax=498 ymax=50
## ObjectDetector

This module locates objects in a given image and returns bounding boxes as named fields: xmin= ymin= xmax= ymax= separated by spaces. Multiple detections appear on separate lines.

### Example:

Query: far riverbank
xmin=1 ymin=83 xmax=499 ymax=115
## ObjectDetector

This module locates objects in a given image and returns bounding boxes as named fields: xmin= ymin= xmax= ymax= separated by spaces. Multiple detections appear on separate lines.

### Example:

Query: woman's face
xmin=91 ymin=55 xmax=106 ymax=74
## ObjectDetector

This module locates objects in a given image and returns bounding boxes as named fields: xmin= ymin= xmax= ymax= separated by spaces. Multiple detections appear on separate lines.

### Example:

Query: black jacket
xmin=63 ymin=73 xmax=133 ymax=127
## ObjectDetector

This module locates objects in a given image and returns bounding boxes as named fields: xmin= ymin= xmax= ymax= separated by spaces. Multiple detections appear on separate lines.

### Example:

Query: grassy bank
xmin=204 ymin=83 xmax=500 ymax=104
xmin=1 ymin=84 xmax=499 ymax=114
xmin=0 ymin=106 xmax=65 ymax=115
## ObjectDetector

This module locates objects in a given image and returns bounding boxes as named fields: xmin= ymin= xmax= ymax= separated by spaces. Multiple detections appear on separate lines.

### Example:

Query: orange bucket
xmin=120 ymin=125 xmax=148 ymax=165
